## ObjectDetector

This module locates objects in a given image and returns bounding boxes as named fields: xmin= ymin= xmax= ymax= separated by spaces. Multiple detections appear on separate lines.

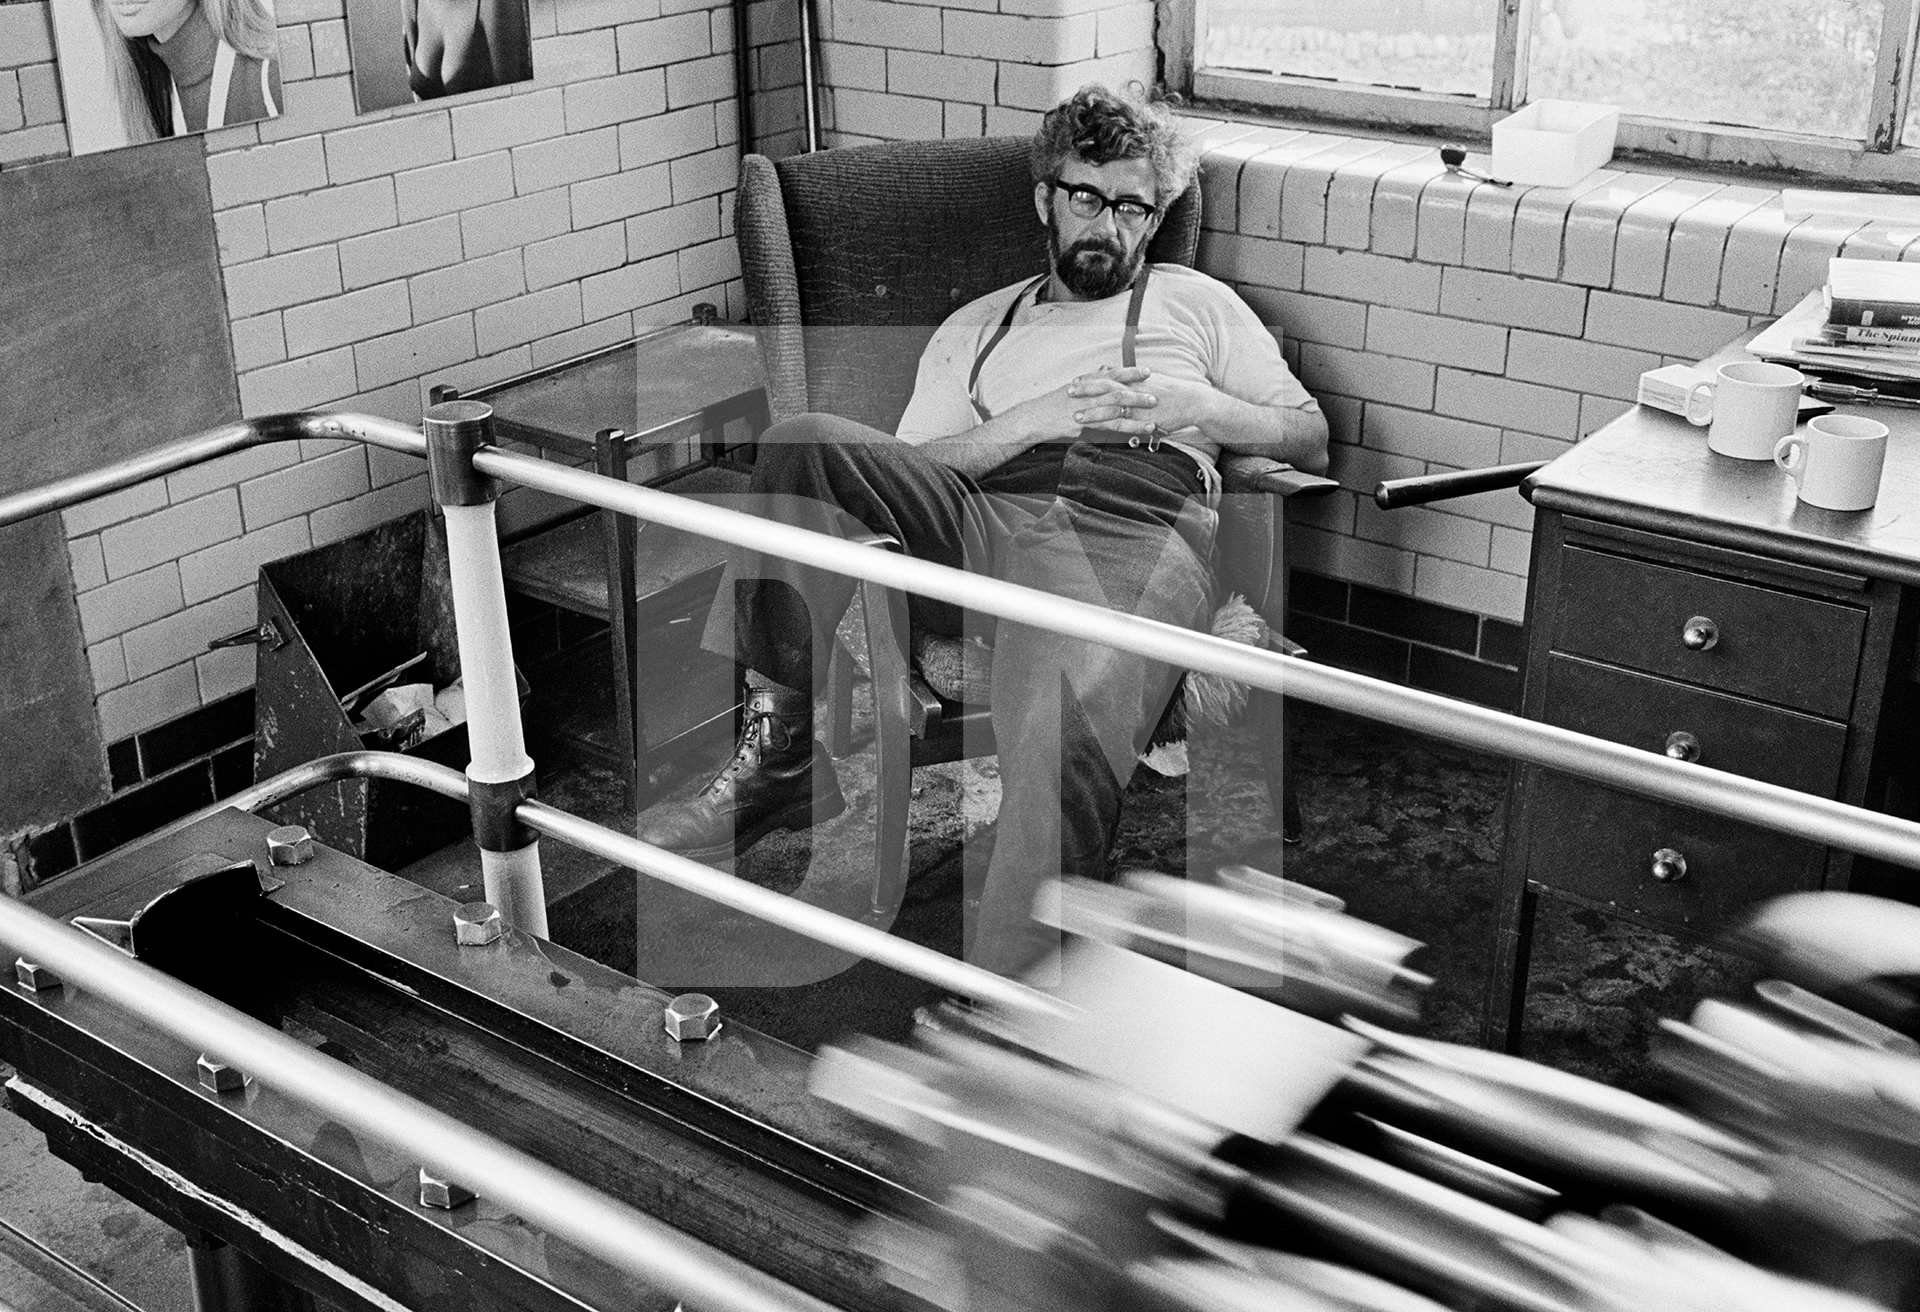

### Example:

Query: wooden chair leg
xmin=1253 ymin=685 xmax=1301 ymax=844
xmin=862 ymin=577 xmax=913 ymax=917
xmin=825 ymin=636 xmax=856 ymax=759
xmin=1483 ymin=881 xmax=1539 ymax=1054
xmin=594 ymin=429 xmax=643 ymax=809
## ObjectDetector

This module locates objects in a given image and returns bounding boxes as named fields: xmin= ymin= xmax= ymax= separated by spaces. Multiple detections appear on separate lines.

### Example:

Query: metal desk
xmin=434 ymin=317 xmax=770 ymax=801
xmin=1489 ymin=389 xmax=1920 ymax=1049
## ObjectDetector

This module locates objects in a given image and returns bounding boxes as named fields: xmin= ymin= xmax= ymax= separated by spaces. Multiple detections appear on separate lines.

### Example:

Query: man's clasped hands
xmin=1019 ymin=364 xmax=1219 ymax=442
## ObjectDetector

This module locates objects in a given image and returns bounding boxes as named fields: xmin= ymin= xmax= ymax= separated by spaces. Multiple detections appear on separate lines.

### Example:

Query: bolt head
xmin=266 ymin=825 xmax=315 ymax=867
xmin=418 ymin=1166 xmax=474 ymax=1209
xmin=454 ymin=901 xmax=503 ymax=946
xmin=197 ymin=1055 xmax=246 ymax=1093
xmin=14 ymin=958 xmax=60 ymax=992
xmin=664 ymin=993 xmax=721 ymax=1042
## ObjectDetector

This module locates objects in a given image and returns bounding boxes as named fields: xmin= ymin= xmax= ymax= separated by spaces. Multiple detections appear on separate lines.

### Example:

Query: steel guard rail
xmin=3 ymin=410 xmax=1920 ymax=873
xmin=0 ymin=885 xmax=835 ymax=1312
xmin=4 ymin=410 xmax=1920 ymax=1311
xmin=168 ymin=751 xmax=1061 ymax=1018
xmin=470 ymin=445 xmax=1920 ymax=877
xmin=0 ymin=413 xmax=425 ymax=527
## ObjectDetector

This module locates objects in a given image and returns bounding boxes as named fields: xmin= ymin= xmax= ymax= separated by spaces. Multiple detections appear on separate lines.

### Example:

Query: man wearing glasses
xmin=638 ymin=82 xmax=1328 ymax=976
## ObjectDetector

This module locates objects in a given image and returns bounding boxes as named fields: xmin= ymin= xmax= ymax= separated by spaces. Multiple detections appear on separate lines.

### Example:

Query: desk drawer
xmin=1524 ymin=773 xmax=1826 ymax=930
xmin=1539 ymin=654 xmax=1848 ymax=798
xmin=1553 ymin=547 xmax=1866 ymax=720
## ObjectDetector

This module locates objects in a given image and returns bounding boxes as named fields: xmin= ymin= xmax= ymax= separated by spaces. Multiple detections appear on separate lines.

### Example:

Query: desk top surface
xmin=1528 ymin=382 xmax=1920 ymax=589
xmin=479 ymin=322 xmax=765 ymax=447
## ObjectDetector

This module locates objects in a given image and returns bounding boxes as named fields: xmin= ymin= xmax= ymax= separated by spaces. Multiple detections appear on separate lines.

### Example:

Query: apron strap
xmin=1121 ymin=263 xmax=1150 ymax=368
xmin=969 ymin=275 xmax=1046 ymax=423
xmin=969 ymin=265 xmax=1154 ymax=423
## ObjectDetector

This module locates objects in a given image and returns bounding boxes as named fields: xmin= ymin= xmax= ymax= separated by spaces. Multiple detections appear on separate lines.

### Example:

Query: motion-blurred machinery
xmin=9 ymin=809 xmax=1920 ymax=1312
xmin=818 ymin=871 xmax=1920 ymax=1312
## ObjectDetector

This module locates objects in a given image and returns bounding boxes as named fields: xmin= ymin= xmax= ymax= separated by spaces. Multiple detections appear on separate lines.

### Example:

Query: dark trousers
xmin=703 ymin=413 xmax=1218 ymax=974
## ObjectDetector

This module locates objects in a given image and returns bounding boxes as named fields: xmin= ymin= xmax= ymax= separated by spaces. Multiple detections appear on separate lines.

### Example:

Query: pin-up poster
xmin=345 ymin=0 xmax=535 ymax=113
xmin=49 ymin=0 xmax=284 ymax=155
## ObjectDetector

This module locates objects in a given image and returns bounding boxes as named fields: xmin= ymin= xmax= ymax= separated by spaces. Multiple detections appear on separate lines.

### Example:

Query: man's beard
xmin=1049 ymin=221 xmax=1144 ymax=300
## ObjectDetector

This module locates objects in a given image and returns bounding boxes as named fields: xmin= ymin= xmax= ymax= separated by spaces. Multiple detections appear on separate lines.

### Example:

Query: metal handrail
xmin=0 ymin=413 xmax=423 ymax=529
xmin=7 ymin=407 xmax=1920 ymax=1307
xmin=0 ymin=891 xmax=834 ymax=1312
xmin=473 ymin=446 xmax=1920 ymax=876
xmin=164 ymin=751 xmax=1060 ymax=1018
xmin=7 ymin=412 xmax=1920 ymax=872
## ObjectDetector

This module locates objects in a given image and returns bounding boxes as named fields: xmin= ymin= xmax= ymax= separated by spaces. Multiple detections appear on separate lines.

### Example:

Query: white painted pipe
xmin=439 ymin=500 xmax=547 ymax=937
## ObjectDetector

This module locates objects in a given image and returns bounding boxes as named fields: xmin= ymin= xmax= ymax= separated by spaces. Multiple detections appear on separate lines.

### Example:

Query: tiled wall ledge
xmin=1183 ymin=115 xmax=1901 ymax=629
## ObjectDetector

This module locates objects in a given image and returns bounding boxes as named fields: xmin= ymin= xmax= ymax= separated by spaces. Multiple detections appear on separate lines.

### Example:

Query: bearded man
xmin=636 ymin=82 xmax=1329 ymax=977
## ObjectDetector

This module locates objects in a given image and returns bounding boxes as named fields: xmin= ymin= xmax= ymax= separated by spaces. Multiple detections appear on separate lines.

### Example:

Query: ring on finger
xmin=1120 ymin=405 xmax=1130 ymax=419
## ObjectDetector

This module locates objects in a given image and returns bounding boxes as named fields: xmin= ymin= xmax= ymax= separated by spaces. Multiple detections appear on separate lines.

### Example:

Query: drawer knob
xmin=1681 ymin=616 xmax=1719 ymax=651
xmin=1650 ymin=848 xmax=1689 ymax=883
xmin=1664 ymin=731 xmax=1702 ymax=763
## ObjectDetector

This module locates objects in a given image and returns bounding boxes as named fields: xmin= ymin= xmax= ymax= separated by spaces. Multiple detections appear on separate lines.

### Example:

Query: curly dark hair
xmin=1029 ymin=82 xmax=1199 ymax=208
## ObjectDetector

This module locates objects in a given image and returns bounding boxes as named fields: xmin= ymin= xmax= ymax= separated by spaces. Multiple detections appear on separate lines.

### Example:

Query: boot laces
xmin=702 ymin=709 xmax=795 ymax=796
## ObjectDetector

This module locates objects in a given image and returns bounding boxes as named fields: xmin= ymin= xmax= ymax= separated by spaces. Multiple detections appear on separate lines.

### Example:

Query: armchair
xmin=734 ymin=137 xmax=1337 ymax=914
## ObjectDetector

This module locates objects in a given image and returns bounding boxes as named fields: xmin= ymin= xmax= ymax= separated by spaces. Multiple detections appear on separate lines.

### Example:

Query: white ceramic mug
xmin=1774 ymin=414 xmax=1890 ymax=511
xmin=1685 ymin=361 xmax=1806 ymax=460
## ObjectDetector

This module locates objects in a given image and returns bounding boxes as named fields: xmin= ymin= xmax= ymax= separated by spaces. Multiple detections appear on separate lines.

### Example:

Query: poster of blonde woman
xmin=344 ymin=0 xmax=534 ymax=113
xmin=50 ymin=0 xmax=282 ymax=155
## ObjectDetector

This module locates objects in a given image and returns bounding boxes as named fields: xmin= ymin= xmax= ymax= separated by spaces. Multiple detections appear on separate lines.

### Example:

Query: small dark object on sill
xmin=1440 ymin=144 xmax=1513 ymax=187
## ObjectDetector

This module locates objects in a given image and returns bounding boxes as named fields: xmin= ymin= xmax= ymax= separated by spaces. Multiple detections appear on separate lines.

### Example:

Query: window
xmin=1170 ymin=0 xmax=1920 ymax=186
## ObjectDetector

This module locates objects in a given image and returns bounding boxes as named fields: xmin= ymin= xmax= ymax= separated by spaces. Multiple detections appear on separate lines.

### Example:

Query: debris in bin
xmin=360 ymin=707 xmax=428 ymax=751
xmin=339 ymin=651 xmax=430 ymax=719
xmin=355 ymin=682 xmax=452 ymax=750
xmin=352 ymin=675 xmax=471 ymax=750
xmin=434 ymin=679 xmax=467 ymax=728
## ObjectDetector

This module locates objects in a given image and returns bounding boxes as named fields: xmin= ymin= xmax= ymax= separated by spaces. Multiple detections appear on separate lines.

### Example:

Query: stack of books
xmin=1789 ymin=257 xmax=1920 ymax=380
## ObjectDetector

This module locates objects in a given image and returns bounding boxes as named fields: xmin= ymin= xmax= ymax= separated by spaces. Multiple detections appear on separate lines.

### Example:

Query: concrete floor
xmin=0 ymin=1100 xmax=191 ymax=1311
xmin=0 ymin=642 xmax=1744 ymax=1310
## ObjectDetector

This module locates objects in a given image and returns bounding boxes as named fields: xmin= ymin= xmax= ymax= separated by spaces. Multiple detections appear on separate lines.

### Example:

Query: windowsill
xmin=1180 ymin=86 xmax=1920 ymax=198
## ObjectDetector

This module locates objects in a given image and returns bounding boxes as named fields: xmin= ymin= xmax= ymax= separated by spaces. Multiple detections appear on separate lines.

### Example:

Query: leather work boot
xmin=635 ymin=686 xmax=845 ymax=862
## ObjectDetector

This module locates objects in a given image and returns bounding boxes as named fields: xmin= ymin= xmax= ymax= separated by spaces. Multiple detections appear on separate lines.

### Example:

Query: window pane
xmin=1529 ymin=0 xmax=1884 ymax=141
xmin=1201 ymin=0 xmax=1494 ymax=98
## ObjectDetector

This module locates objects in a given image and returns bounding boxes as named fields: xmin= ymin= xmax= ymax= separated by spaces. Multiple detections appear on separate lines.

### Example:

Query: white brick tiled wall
xmin=0 ymin=3 xmax=66 ymax=163
xmin=9 ymin=0 xmax=747 ymax=745
xmin=1159 ymin=116 xmax=1902 ymax=624
xmin=811 ymin=0 xmax=1155 ymax=146
xmin=14 ymin=0 xmax=1911 ymax=749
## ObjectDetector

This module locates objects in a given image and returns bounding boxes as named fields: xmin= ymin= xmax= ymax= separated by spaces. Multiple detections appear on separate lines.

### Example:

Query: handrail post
xmin=423 ymin=401 xmax=548 ymax=937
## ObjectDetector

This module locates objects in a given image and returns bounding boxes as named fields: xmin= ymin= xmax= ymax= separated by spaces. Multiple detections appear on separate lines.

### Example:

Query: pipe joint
xmin=469 ymin=771 xmax=538 ymax=853
xmin=424 ymin=400 xmax=501 ymax=507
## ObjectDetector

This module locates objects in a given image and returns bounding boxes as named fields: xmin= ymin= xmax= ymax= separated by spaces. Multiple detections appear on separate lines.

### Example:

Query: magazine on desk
xmin=1751 ymin=289 xmax=1920 ymax=390
xmin=1825 ymin=257 xmax=1920 ymax=328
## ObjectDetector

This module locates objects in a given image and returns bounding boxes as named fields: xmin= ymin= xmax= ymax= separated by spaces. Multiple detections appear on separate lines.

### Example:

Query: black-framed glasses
xmin=1052 ymin=181 xmax=1158 ymax=230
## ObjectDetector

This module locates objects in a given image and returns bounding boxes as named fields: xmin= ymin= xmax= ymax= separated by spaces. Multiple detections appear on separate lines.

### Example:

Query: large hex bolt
xmin=13 ymin=958 xmax=60 ymax=992
xmin=454 ymin=901 xmax=503 ymax=946
xmin=197 ymin=1054 xmax=246 ymax=1093
xmin=418 ymin=1166 xmax=475 ymax=1209
xmin=265 ymin=825 xmax=315 ymax=867
xmin=664 ymin=993 xmax=721 ymax=1042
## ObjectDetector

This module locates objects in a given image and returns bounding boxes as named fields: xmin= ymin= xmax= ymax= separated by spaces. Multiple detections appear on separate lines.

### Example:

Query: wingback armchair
xmin=734 ymin=137 xmax=1336 ymax=914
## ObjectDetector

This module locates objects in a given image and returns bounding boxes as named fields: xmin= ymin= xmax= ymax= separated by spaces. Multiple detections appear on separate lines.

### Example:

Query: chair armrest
xmin=735 ymin=154 xmax=811 ymax=425
xmin=1219 ymin=454 xmax=1340 ymax=499
xmin=1372 ymin=461 xmax=1547 ymax=510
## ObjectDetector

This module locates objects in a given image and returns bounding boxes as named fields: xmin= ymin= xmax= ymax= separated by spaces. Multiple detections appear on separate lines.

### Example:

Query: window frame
xmin=1162 ymin=0 xmax=1920 ymax=188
